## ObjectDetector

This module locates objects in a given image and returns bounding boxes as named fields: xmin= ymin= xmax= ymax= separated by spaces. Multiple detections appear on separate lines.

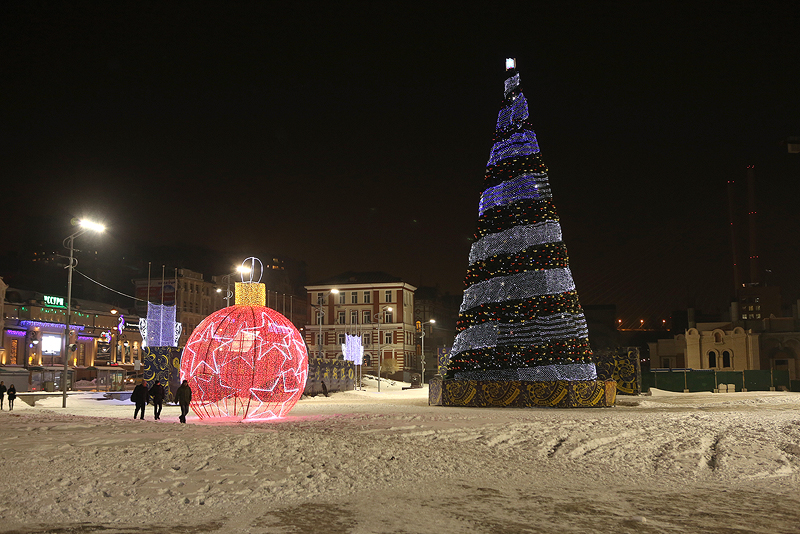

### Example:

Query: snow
xmin=2 ymin=384 xmax=800 ymax=533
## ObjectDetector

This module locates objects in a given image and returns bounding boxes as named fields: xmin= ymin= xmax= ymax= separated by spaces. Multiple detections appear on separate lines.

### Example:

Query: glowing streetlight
xmin=61 ymin=218 xmax=105 ymax=408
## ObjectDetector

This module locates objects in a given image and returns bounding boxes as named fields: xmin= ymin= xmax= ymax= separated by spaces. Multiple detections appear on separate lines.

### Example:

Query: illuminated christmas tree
xmin=447 ymin=59 xmax=594 ymax=383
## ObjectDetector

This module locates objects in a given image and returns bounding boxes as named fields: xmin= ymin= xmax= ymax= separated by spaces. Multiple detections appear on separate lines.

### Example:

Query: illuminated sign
xmin=42 ymin=334 xmax=62 ymax=355
xmin=43 ymin=295 xmax=65 ymax=307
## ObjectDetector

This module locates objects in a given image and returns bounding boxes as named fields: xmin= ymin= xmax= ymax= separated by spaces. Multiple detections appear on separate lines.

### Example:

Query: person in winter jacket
xmin=7 ymin=384 xmax=16 ymax=411
xmin=149 ymin=380 xmax=165 ymax=420
xmin=0 ymin=381 xmax=6 ymax=410
xmin=131 ymin=380 xmax=148 ymax=420
xmin=175 ymin=380 xmax=192 ymax=423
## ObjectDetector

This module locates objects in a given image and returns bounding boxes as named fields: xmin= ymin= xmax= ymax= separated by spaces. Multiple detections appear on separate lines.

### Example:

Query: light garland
xmin=478 ymin=172 xmax=551 ymax=215
xmin=451 ymin=312 xmax=590 ymax=357
xmin=19 ymin=320 xmax=84 ymax=331
xmin=487 ymin=130 xmax=541 ymax=166
xmin=454 ymin=364 xmax=596 ymax=382
xmin=459 ymin=267 xmax=576 ymax=312
xmin=496 ymin=92 xmax=529 ymax=130
xmin=469 ymin=221 xmax=563 ymax=264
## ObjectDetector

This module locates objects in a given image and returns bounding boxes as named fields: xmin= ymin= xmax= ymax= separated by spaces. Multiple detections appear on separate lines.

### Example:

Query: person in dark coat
xmin=7 ymin=384 xmax=16 ymax=411
xmin=175 ymin=380 xmax=192 ymax=423
xmin=149 ymin=380 xmax=165 ymax=420
xmin=0 ymin=381 xmax=6 ymax=410
xmin=131 ymin=380 xmax=148 ymax=420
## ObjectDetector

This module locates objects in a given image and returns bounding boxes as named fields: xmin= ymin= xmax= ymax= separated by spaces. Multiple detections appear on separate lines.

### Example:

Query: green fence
xmin=642 ymin=369 xmax=791 ymax=393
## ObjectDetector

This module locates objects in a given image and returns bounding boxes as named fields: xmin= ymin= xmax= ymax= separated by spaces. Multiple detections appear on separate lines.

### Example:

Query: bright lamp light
xmin=79 ymin=219 xmax=105 ymax=232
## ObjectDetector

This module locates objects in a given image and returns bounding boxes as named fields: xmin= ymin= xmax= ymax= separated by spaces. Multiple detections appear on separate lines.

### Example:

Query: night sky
xmin=2 ymin=1 xmax=799 ymax=326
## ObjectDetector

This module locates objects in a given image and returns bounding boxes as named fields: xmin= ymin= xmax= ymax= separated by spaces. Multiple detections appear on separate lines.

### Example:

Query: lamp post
xmin=60 ymin=218 xmax=105 ymax=408
xmin=312 ymin=289 xmax=339 ymax=359
xmin=216 ymin=264 xmax=252 ymax=308
xmin=374 ymin=305 xmax=392 ymax=392
xmin=420 ymin=319 xmax=435 ymax=385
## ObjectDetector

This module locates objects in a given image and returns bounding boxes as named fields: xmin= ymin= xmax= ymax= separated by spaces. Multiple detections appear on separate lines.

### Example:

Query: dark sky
xmin=2 ymin=0 xmax=799 ymax=326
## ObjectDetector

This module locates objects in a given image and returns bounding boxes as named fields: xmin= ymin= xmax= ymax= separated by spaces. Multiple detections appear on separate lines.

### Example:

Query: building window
xmin=384 ymin=331 xmax=392 ymax=345
xmin=339 ymin=292 xmax=346 ymax=304
xmin=363 ymin=333 xmax=371 ymax=347
xmin=351 ymin=310 xmax=359 ymax=324
xmin=385 ymin=310 xmax=393 ymax=323
xmin=385 ymin=290 xmax=392 ymax=303
xmin=708 ymin=351 xmax=717 ymax=368
xmin=317 ymin=333 xmax=324 ymax=346
xmin=337 ymin=311 xmax=345 ymax=324
xmin=338 ymin=333 xmax=346 ymax=345
xmin=722 ymin=350 xmax=731 ymax=368
xmin=316 ymin=311 xmax=323 ymax=325
xmin=364 ymin=291 xmax=371 ymax=304
xmin=351 ymin=292 xmax=358 ymax=304
xmin=363 ymin=310 xmax=371 ymax=324
xmin=317 ymin=292 xmax=324 ymax=305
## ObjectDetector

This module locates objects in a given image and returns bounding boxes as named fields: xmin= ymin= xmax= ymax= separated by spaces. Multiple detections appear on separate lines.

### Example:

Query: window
xmin=351 ymin=292 xmax=358 ymax=304
xmin=385 ymin=310 xmax=393 ymax=323
xmin=351 ymin=310 xmax=359 ymax=324
xmin=708 ymin=351 xmax=717 ymax=368
xmin=384 ymin=332 xmax=392 ymax=344
xmin=385 ymin=290 xmax=392 ymax=303
xmin=722 ymin=351 xmax=731 ymax=368
xmin=363 ymin=333 xmax=371 ymax=347
xmin=338 ymin=333 xmax=346 ymax=345
xmin=317 ymin=333 xmax=324 ymax=346
xmin=337 ymin=311 xmax=345 ymax=324
xmin=363 ymin=310 xmax=371 ymax=324
xmin=317 ymin=292 xmax=324 ymax=305
xmin=364 ymin=291 xmax=371 ymax=303
xmin=316 ymin=311 xmax=323 ymax=325
xmin=339 ymin=292 xmax=346 ymax=304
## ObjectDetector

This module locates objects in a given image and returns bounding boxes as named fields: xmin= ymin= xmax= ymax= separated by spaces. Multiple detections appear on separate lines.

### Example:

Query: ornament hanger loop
xmin=240 ymin=257 xmax=263 ymax=284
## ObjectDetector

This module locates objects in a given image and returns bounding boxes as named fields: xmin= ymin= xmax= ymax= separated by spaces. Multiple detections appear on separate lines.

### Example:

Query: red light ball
xmin=180 ymin=306 xmax=307 ymax=421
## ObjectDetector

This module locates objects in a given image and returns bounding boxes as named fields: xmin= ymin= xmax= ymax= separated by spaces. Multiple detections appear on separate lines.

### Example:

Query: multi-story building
xmin=305 ymin=272 xmax=417 ymax=379
xmin=1 ymin=285 xmax=142 ymax=391
xmin=134 ymin=267 xmax=309 ymax=347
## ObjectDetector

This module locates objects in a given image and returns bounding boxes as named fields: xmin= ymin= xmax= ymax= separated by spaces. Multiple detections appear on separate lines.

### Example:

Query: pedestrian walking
xmin=149 ymin=380 xmax=165 ymax=420
xmin=0 ymin=381 xmax=6 ymax=410
xmin=131 ymin=380 xmax=148 ymax=420
xmin=175 ymin=379 xmax=192 ymax=423
xmin=7 ymin=384 xmax=16 ymax=411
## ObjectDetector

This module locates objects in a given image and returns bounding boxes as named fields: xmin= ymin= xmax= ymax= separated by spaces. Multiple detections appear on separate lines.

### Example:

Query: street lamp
xmin=420 ymin=319 xmax=435 ymax=385
xmin=312 ymin=289 xmax=339 ymax=359
xmin=374 ymin=305 xmax=392 ymax=392
xmin=216 ymin=264 xmax=252 ymax=308
xmin=61 ymin=218 xmax=105 ymax=408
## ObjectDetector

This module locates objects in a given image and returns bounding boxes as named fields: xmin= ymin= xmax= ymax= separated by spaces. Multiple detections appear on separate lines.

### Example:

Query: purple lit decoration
xmin=20 ymin=320 xmax=84 ymax=331
xmin=342 ymin=334 xmax=363 ymax=365
xmin=6 ymin=329 xmax=27 ymax=337
xmin=117 ymin=315 xmax=125 ymax=334
xmin=77 ymin=336 xmax=94 ymax=342
xmin=478 ymin=173 xmax=550 ymax=215
xmin=140 ymin=303 xmax=181 ymax=348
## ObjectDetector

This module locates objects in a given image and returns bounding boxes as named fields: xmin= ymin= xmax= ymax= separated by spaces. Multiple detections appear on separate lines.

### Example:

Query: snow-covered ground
xmin=1 ymin=383 xmax=800 ymax=533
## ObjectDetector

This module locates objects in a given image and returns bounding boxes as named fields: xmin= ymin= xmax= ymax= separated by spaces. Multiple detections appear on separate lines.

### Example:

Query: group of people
xmin=0 ymin=382 xmax=15 ymax=411
xmin=130 ymin=379 xmax=192 ymax=423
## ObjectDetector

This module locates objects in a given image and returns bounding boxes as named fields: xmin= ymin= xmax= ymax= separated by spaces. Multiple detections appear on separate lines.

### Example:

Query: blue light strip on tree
xmin=459 ymin=267 xmax=576 ymax=312
xmin=479 ymin=172 xmax=551 ymax=215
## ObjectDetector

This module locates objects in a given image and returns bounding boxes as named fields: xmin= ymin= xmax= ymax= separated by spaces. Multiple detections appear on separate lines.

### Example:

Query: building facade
xmin=1 ymin=286 xmax=142 ymax=391
xmin=305 ymin=272 xmax=417 ymax=379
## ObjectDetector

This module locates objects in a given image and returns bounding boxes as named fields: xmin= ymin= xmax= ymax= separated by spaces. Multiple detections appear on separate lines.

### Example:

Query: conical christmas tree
xmin=447 ymin=59 xmax=595 ymax=382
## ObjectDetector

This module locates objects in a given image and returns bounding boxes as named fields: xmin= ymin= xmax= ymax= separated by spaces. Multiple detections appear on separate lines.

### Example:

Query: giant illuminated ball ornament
xmin=180 ymin=258 xmax=308 ymax=420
